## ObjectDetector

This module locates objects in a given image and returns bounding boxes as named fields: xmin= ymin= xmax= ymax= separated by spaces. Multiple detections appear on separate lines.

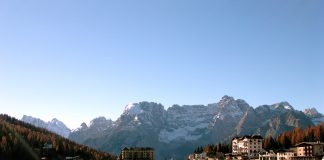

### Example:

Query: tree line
xmin=263 ymin=123 xmax=324 ymax=150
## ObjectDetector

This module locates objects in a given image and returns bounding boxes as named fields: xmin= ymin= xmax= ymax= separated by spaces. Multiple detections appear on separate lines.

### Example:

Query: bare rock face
xmin=68 ymin=96 xmax=316 ymax=160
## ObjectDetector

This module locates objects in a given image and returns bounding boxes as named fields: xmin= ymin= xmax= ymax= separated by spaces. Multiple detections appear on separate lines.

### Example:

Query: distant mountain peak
xmin=221 ymin=95 xmax=235 ymax=101
xmin=52 ymin=118 xmax=59 ymax=122
xmin=21 ymin=115 xmax=71 ymax=138
xmin=304 ymin=107 xmax=323 ymax=118
xmin=304 ymin=107 xmax=319 ymax=114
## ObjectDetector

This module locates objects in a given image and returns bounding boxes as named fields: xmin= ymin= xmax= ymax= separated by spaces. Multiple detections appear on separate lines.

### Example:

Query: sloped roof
xmin=294 ymin=142 xmax=324 ymax=147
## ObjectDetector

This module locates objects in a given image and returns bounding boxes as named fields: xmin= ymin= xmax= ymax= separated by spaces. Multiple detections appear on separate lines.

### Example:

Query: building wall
xmin=121 ymin=148 xmax=154 ymax=160
xmin=259 ymin=152 xmax=276 ymax=160
xmin=277 ymin=152 xmax=294 ymax=160
xmin=296 ymin=144 xmax=324 ymax=157
xmin=232 ymin=136 xmax=263 ymax=155
xmin=313 ymin=145 xmax=324 ymax=156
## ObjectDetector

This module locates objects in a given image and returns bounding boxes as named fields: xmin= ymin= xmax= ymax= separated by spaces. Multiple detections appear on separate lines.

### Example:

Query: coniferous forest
xmin=194 ymin=123 xmax=324 ymax=157
xmin=263 ymin=123 xmax=324 ymax=150
xmin=0 ymin=114 xmax=116 ymax=160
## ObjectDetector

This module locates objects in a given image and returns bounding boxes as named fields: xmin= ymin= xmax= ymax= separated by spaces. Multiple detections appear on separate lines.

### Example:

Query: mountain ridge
xmin=21 ymin=115 xmax=71 ymax=138
xmin=16 ymin=95 xmax=323 ymax=159
xmin=69 ymin=95 xmax=320 ymax=159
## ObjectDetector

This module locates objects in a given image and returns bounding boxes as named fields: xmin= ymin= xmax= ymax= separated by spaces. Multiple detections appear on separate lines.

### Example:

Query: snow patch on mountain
xmin=158 ymin=123 xmax=208 ymax=143
xmin=123 ymin=103 xmax=143 ymax=116
xmin=284 ymin=106 xmax=292 ymax=110
xmin=271 ymin=102 xmax=294 ymax=111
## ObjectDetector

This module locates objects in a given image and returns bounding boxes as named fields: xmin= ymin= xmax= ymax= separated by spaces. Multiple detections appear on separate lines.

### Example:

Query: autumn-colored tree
xmin=0 ymin=114 xmax=117 ymax=160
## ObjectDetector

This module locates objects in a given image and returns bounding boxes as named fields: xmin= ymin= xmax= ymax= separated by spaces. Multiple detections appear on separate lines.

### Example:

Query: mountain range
xmin=21 ymin=96 xmax=324 ymax=159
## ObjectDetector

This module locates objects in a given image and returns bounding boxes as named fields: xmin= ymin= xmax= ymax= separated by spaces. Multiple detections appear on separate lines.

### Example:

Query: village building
xmin=120 ymin=147 xmax=154 ymax=160
xmin=276 ymin=149 xmax=295 ymax=160
xmin=291 ymin=142 xmax=324 ymax=160
xmin=232 ymin=135 xmax=263 ymax=158
xmin=187 ymin=152 xmax=208 ymax=160
xmin=259 ymin=150 xmax=277 ymax=160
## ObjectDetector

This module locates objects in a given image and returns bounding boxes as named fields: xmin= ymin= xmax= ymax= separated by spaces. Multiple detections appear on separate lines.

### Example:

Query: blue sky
xmin=0 ymin=0 xmax=323 ymax=129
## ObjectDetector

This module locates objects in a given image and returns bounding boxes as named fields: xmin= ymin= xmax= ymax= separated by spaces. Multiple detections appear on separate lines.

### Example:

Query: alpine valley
xmin=22 ymin=96 xmax=324 ymax=159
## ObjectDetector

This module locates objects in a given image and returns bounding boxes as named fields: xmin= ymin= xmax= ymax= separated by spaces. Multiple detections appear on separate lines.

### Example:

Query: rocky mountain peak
xmin=304 ymin=107 xmax=322 ymax=118
xmin=123 ymin=102 xmax=165 ymax=116
xmin=51 ymin=118 xmax=59 ymax=122
xmin=123 ymin=103 xmax=142 ymax=116
xmin=88 ymin=117 xmax=113 ymax=130
xmin=218 ymin=95 xmax=236 ymax=107
xmin=118 ymin=102 xmax=166 ymax=127
xmin=272 ymin=101 xmax=294 ymax=111
xmin=80 ymin=122 xmax=88 ymax=128
xmin=50 ymin=118 xmax=64 ymax=126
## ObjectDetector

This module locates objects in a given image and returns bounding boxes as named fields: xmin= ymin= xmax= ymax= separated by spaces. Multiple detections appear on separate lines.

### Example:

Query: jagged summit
xmin=303 ymin=107 xmax=324 ymax=125
xmin=304 ymin=107 xmax=322 ymax=118
xmin=21 ymin=115 xmax=71 ymax=138
xmin=217 ymin=95 xmax=236 ymax=108
xmin=122 ymin=102 xmax=165 ymax=116
xmin=123 ymin=103 xmax=142 ymax=115
xmin=272 ymin=101 xmax=294 ymax=110
xmin=80 ymin=122 xmax=88 ymax=128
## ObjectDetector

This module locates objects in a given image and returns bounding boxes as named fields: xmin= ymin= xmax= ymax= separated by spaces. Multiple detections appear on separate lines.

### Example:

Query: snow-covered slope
xmin=21 ymin=115 xmax=71 ymax=138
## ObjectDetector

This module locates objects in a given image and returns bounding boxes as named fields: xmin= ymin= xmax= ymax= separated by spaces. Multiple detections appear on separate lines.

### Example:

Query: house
xmin=120 ymin=147 xmax=154 ymax=160
xmin=187 ymin=152 xmax=208 ymax=160
xmin=277 ymin=149 xmax=295 ymax=160
xmin=195 ymin=152 xmax=207 ymax=159
xmin=225 ymin=153 xmax=249 ymax=160
xmin=259 ymin=150 xmax=277 ymax=160
xmin=232 ymin=135 xmax=263 ymax=158
xmin=291 ymin=142 xmax=324 ymax=160
xmin=188 ymin=154 xmax=195 ymax=160
xmin=294 ymin=142 xmax=324 ymax=157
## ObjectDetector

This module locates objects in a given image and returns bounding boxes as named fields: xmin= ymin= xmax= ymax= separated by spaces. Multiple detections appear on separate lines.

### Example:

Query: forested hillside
xmin=263 ymin=123 xmax=324 ymax=149
xmin=0 ymin=114 xmax=116 ymax=160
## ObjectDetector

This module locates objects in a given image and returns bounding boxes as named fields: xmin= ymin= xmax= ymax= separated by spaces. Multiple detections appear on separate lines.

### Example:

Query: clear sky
xmin=0 ymin=0 xmax=323 ymax=129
